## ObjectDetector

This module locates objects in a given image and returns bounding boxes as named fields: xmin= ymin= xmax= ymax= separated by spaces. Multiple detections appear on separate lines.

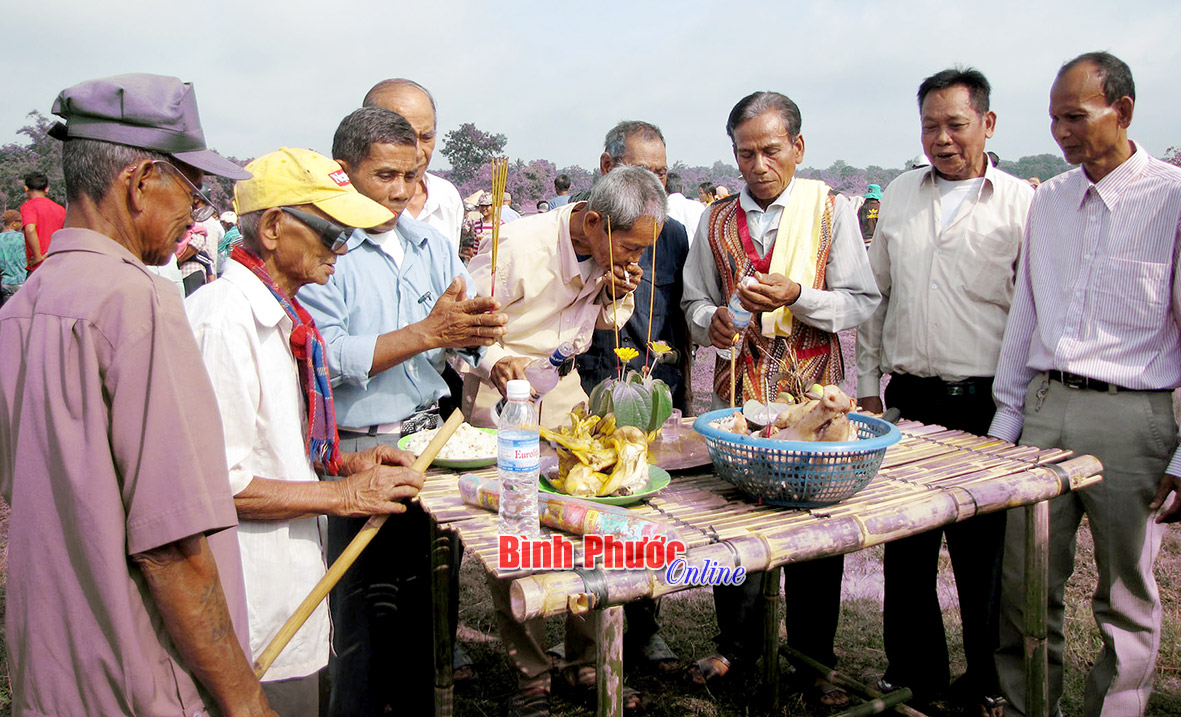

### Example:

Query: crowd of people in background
xmin=1 ymin=48 xmax=1180 ymax=717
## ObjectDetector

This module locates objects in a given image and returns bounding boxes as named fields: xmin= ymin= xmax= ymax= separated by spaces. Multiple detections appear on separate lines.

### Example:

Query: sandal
xmin=506 ymin=682 xmax=550 ymax=717
xmin=453 ymin=643 xmax=476 ymax=683
xmin=687 ymin=653 xmax=732 ymax=686
xmin=560 ymin=665 xmax=644 ymax=711
xmin=626 ymin=633 xmax=681 ymax=674
xmin=806 ymin=678 xmax=851 ymax=709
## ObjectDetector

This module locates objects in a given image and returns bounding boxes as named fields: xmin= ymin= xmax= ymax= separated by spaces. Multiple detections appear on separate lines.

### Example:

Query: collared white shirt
xmin=409 ymin=172 xmax=465 ymax=249
xmin=856 ymin=163 xmax=1034 ymax=397
xmin=990 ymin=142 xmax=1181 ymax=476
xmin=666 ymin=192 xmax=706 ymax=242
xmin=682 ymin=180 xmax=880 ymax=347
xmin=186 ymin=260 xmax=330 ymax=682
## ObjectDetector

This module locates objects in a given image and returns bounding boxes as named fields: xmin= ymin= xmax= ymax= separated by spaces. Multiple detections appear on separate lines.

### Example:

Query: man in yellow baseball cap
xmin=186 ymin=146 xmax=423 ymax=714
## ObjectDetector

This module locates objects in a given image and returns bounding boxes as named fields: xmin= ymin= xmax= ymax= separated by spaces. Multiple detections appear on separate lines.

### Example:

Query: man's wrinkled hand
xmin=738 ymin=271 xmax=801 ymax=312
xmin=1150 ymin=473 xmax=1181 ymax=524
xmin=708 ymin=306 xmax=739 ymax=350
xmin=858 ymin=396 xmax=884 ymax=415
xmin=336 ymin=465 xmax=424 ymax=517
xmin=490 ymin=356 xmax=533 ymax=396
xmin=338 ymin=445 xmax=415 ymax=476
xmin=600 ymin=262 xmax=642 ymax=301
xmin=423 ymin=276 xmax=508 ymax=349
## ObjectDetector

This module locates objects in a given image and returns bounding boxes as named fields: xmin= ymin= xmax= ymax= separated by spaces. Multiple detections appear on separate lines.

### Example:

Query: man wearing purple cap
xmin=0 ymin=73 xmax=275 ymax=716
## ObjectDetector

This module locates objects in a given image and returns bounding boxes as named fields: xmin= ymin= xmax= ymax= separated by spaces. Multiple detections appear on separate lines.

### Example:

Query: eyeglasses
xmin=280 ymin=207 xmax=352 ymax=254
xmin=152 ymin=160 xmax=217 ymax=222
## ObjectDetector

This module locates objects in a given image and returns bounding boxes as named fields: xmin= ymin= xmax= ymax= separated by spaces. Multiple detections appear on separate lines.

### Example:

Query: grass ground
xmin=0 ymin=335 xmax=1179 ymax=715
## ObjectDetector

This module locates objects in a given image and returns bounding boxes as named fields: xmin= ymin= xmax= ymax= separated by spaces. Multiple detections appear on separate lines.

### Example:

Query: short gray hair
xmin=237 ymin=210 xmax=265 ymax=252
xmin=726 ymin=91 xmax=802 ymax=143
xmin=363 ymin=78 xmax=437 ymax=124
xmin=604 ymin=120 xmax=665 ymax=161
xmin=332 ymin=106 xmax=417 ymax=167
xmin=61 ymin=138 xmax=168 ymax=204
xmin=587 ymin=165 xmax=667 ymax=231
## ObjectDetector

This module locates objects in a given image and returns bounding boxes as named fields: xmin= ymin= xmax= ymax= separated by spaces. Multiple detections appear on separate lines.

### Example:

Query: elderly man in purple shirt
xmin=0 ymin=74 xmax=275 ymax=716
xmin=990 ymin=52 xmax=1181 ymax=717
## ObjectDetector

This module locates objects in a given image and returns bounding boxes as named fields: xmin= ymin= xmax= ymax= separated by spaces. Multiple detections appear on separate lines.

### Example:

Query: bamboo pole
xmin=760 ymin=567 xmax=782 ymax=713
xmin=431 ymin=519 xmax=455 ymax=717
xmin=1024 ymin=500 xmax=1050 ymax=717
xmin=595 ymin=606 xmax=625 ymax=717
xmin=783 ymin=645 xmax=923 ymax=717
xmin=506 ymin=457 xmax=1103 ymax=620
xmin=253 ymin=410 xmax=466 ymax=678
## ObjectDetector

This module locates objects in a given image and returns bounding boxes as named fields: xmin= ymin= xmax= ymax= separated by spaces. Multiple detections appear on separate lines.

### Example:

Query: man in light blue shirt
xmin=299 ymin=106 xmax=507 ymax=716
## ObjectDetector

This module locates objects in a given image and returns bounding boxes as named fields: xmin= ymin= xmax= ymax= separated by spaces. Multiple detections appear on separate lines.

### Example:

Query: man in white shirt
xmin=856 ymin=68 xmax=1033 ymax=716
xmin=363 ymin=78 xmax=465 ymax=248
xmin=185 ymin=147 xmax=424 ymax=715
xmin=665 ymin=171 xmax=706 ymax=238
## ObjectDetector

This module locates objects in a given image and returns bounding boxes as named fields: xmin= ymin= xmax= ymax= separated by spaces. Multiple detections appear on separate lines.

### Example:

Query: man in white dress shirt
xmin=990 ymin=51 xmax=1181 ymax=717
xmin=856 ymin=67 xmax=1033 ymax=716
xmin=363 ymin=78 xmax=465 ymax=248
xmin=665 ymin=171 xmax=706 ymax=238
xmin=186 ymin=147 xmax=424 ymax=714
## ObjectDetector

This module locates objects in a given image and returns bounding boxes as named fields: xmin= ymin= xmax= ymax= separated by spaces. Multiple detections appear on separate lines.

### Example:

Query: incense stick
xmin=607 ymin=217 xmax=620 ymax=376
xmin=644 ymin=217 xmax=658 ymax=372
xmin=488 ymin=157 xmax=509 ymax=298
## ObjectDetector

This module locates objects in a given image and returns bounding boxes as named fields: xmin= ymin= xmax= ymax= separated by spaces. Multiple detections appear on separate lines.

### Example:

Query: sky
xmin=4 ymin=0 xmax=1180 ymax=173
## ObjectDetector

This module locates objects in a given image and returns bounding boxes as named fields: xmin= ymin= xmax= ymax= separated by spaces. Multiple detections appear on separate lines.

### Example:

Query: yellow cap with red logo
xmin=233 ymin=147 xmax=393 ymax=229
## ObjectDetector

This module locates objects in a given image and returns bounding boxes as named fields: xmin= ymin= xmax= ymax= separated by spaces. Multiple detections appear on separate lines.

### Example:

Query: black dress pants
xmin=880 ymin=373 xmax=1005 ymax=699
xmin=712 ymin=555 xmax=845 ymax=668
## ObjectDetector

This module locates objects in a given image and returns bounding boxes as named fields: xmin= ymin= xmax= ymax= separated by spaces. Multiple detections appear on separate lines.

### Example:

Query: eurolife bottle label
xmin=497 ymin=432 xmax=540 ymax=472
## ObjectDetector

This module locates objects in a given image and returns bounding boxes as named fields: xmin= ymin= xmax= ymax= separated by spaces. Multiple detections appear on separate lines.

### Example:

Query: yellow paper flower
xmin=648 ymin=341 xmax=673 ymax=355
xmin=614 ymin=347 xmax=640 ymax=363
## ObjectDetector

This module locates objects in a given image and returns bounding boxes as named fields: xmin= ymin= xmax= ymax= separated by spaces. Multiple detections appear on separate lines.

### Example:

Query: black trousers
xmin=326 ymin=433 xmax=462 ymax=716
xmin=880 ymin=373 xmax=1005 ymax=698
xmin=712 ymin=555 xmax=845 ymax=668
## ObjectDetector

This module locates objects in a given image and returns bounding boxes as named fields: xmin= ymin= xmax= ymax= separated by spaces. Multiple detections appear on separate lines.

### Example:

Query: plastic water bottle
xmin=524 ymin=342 xmax=575 ymax=398
xmin=497 ymin=379 xmax=541 ymax=538
xmin=728 ymin=277 xmax=757 ymax=329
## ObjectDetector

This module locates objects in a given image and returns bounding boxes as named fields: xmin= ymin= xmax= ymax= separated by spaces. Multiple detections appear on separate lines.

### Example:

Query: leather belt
xmin=1048 ymin=370 xmax=1172 ymax=394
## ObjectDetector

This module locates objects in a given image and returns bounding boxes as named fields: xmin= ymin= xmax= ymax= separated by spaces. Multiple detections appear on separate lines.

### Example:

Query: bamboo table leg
xmin=761 ymin=567 xmax=782 ymax=712
xmin=431 ymin=519 xmax=454 ymax=717
xmin=1024 ymin=501 xmax=1050 ymax=717
xmin=595 ymin=605 xmax=625 ymax=717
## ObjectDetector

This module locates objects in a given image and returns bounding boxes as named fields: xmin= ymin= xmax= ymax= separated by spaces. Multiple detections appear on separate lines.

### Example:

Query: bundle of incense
xmin=644 ymin=218 xmax=658 ymax=370
xmin=458 ymin=474 xmax=678 ymax=542
xmin=488 ymin=157 xmax=510 ymax=298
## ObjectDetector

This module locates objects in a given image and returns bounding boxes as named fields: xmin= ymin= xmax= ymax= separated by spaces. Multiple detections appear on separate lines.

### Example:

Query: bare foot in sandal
xmin=561 ymin=666 xmax=643 ymax=711
xmin=808 ymin=678 xmax=850 ymax=709
xmin=687 ymin=654 xmax=732 ymax=686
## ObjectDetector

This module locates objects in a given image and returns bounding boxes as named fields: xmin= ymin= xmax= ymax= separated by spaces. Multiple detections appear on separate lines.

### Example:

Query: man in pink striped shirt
xmin=990 ymin=51 xmax=1181 ymax=716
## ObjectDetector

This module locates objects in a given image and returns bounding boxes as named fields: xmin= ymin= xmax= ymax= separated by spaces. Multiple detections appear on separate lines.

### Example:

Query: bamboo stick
xmin=760 ymin=567 xmax=782 ymax=712
xmin=730 ymin=333 xmax=740 ymax=408
xmin=596 ymin=606 xmax=626 ymax=717
xmin=1025 ymin=501 xmax=1050 ymax=717
xmin=782 ymin=645 xmax=922 ymax=717
xmin=644 ymin=218 xmax=658 ymax=371
xmin=253 ymin=410 xmax=466 ymax=678
xmin=431 ymin=519 xmax=455 ymax=717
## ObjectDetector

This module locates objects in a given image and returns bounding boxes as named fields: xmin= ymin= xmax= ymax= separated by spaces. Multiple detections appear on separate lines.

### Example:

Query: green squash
xmin=587 ymin=370 xmax=674 ymax=434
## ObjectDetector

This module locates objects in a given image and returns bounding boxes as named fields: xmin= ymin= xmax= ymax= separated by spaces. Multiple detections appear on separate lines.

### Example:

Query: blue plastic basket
xmin=693 ymin=409 xmax=902 ymax=508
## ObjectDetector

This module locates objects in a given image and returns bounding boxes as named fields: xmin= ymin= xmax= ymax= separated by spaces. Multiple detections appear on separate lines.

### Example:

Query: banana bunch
xmin=539 ymin=404 xmax=650 ymax=498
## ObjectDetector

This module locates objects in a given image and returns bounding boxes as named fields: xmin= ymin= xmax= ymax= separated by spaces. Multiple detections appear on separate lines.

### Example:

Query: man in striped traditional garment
xmin=681 ymin=91 xmax=879 ymax=707
xmin=990 ymin=51 xmax=1181 ymax=717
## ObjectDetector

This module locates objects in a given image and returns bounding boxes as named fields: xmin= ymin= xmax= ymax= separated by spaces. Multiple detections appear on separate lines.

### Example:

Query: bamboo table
xmin=418 ymin=420 xmax=1103 ymax=716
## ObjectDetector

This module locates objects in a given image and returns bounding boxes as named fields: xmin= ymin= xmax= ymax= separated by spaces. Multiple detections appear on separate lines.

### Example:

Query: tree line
xmin=7 ymin=112 xmax=1177 ymax=214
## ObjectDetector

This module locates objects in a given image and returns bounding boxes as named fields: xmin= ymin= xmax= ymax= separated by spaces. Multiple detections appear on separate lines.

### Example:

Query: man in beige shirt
xmin=463 ymin=165 xmax=662 ymax=428
xmin=856 ymin=67 xmax=1033 ymax=716
xmin=464 ymin=165 xmax=665 ymax=715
